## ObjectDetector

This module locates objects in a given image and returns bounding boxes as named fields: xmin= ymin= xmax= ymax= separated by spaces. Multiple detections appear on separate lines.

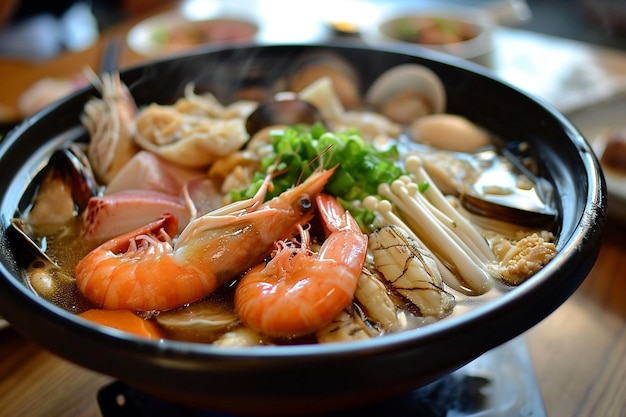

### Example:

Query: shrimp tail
xmin=316 ymin=193 xmax=368 ymax=276
xmin=317 ymin=192 xmax=348 ymax=234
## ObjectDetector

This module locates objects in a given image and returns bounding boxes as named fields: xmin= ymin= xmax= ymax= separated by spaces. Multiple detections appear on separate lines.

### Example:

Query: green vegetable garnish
xmin=395 ymin=19 xmax=421 ymax=41
xmin=433 ymin=17 xmax=461 ymax=37
xmin=151 ymin=27 xmax=170 ymax=45
xmin=230 ymin=123 xmax=406 ymax=230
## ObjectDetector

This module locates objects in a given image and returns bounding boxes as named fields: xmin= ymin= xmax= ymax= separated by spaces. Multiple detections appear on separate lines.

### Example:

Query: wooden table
xmin=1 ymin=2 xmax=626 ymax=416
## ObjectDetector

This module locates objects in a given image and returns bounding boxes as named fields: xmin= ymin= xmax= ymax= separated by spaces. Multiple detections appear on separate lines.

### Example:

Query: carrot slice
xmin=79 ymin=309 xmax=163 ymax=339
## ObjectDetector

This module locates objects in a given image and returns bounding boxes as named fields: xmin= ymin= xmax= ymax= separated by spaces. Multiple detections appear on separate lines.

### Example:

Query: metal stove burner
xmin=97 ymin=335 xmax=545 ymax=417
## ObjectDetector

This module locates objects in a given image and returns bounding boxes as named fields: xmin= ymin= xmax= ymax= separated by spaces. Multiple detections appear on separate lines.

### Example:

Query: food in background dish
xmin=598 ymin=128 xmax=626 ymax=173
xmin=371 ymin=9 xmax=493 ymax=63
xmin=150 ymin=19 xmax=258 ymax=53
xmin=381 ymin=16 xmax=479 ymax=45
xmin=13 ymin=51 xmax=558 ymax=346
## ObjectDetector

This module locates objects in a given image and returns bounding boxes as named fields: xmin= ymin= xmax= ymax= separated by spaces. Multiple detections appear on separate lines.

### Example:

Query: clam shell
xmin=365 ymin=64 xmax=446 ymax=121
xmin=285 ymin=50 xmax=362 ymax=109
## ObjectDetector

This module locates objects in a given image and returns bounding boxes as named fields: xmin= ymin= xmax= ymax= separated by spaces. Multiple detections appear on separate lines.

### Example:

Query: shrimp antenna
xmin=319 ymin=144 xmax=336 ymax=169
xmin=269 ymin=155 xmax=291 ymax=183
xmin=296 ymin=144 xmax=336 ymax=186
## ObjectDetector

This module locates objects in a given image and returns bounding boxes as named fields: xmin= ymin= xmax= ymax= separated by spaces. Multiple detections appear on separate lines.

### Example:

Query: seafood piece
xmin=245 ymin=98 xmax=324 ymax=136
xmin=156 ymin=296 xmax=239 ymax=343
xmin=183 ymin=177 xmax=225 ymax=218
xmin=134 ymin=103 xmax=248 ymax=168
xmin=10 ymin=219 xmax=92 ymax=313
xmin=206 ymin=124 xmax=281 ymax=198
xmin=81 ymin=72 xmax=139 ymax=184
xmin=75 ymin=214 xmax=183 ymax=311
xmin=299 ymin=77 xmax=402 ymax=142
xmin=105 ymin=151 xmax=205 ymax=196
xmin=354 ymin=268 xmax=400 ymax=332
xmin=207 ymin=122 xmax=278 ymax=185
xmin=174 ymin=83 xmax=257 ymax=120
xmin=25 ymin=145 xmax=98 ymax=227
xmin=28 ymin=258 xmax=80 ymax=308
xmin=234 ymin=194 xmax=368 ymax=338
xmin=416 ymin=147 xmax=557 ymax=227
xmin=409 ymin=114 xmax=491 ymax=152
xmin=208 ymin=149 xmax=262 ymax=192
xmin=75 ymin=167 xmax=335 ymax=311
xmin=338 ymin=110 xmax=402 ymax=143
xmin=81 ymin=190 xmax=192 ymax=242
xmin=287 ymin=50 xmax=361 ymax=109
xmin=490 ymin=232 xmax=557 ymax=285
xmin=365 ymin=64 xmax=446 ymax=125
xmin=298 ymin=77 xmax=346 ymax=125
xmin=369 ymin=225 xmax=455 ymax=318
xmin=316 ymin=306 xmax=375 ymax=343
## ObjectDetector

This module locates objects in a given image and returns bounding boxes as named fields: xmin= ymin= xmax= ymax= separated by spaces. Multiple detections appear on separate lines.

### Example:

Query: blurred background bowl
xmin=365 ymin=5 xmax=495 ymax=66
xmin=127 ymin=10 xmax=259 ymax=57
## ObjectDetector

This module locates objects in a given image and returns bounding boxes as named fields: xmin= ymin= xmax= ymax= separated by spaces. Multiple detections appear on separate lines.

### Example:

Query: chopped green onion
xmin=230 ymin=123 xmax=407 ymax=229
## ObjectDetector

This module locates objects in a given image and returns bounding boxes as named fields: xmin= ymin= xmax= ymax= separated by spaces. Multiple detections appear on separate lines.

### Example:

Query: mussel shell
xmin=460 ymin=192 xmax=557 ymax=228
xmin=52 ymin=144 xmax=99 ymax=210
xmin=24 ymin=144 xmax=99 ymax=219
xmin=8 ymin=219 xmax=92 ymax=313
xmin=9 ymin=218 xmax=54 ymax=266
xmin=418 ymin=145 xmax=558 ymax=229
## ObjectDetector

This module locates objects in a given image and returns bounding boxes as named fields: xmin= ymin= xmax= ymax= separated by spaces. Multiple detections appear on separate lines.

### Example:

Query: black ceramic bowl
xmin=0 ymin=44 xmax=606 ymax=415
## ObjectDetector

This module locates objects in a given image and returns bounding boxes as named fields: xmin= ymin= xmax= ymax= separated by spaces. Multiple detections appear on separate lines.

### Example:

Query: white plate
xmin=567 ymin=94 xmax=626 ymax=221
xmin=127 ymin=10 xmax=259 ymax=58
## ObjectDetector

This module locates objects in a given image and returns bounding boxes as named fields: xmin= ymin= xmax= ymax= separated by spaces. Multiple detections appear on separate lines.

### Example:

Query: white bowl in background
xmin=364 ymin=5 xmax=495 ymax=66
xmin=127 ymin=10 xmax=259 ymax=58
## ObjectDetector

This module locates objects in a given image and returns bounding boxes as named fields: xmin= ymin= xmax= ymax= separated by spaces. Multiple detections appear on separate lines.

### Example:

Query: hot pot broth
xmin=14 ymin=50 xmax=559 ymax=346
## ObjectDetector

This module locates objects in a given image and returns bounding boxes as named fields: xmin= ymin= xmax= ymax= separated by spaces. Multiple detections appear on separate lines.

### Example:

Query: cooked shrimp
xmin=234 ymin=193 xmax=368 ymax=338
xmin=75 ymin=168 xmax=335 ymax=311
xmin=75 ymin=213 xmax=185 ymax=311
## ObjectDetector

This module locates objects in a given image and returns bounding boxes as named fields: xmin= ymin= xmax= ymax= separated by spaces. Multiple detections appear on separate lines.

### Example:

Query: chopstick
xmin=99 ymin=36 xmax=121 ymax=75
